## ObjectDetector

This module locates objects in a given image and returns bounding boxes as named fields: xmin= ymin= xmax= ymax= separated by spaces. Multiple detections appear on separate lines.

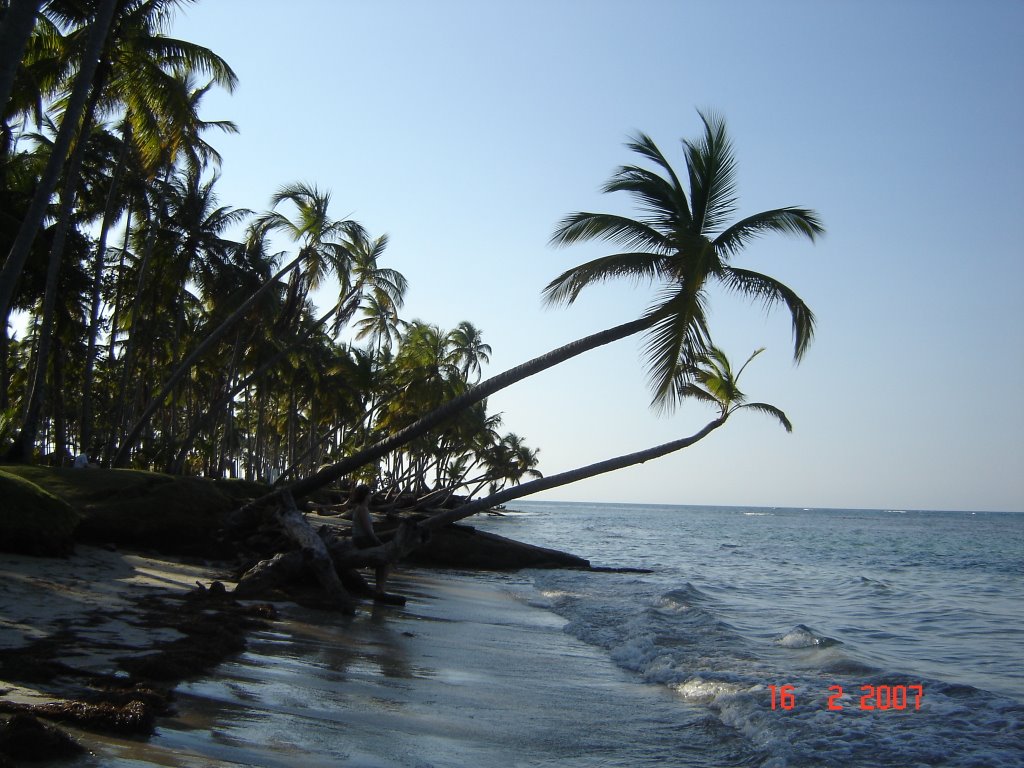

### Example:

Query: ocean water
xmin=474 ymin=502 xmax=1024 ymax=767
xmin=80 ymin=503 xmax=1024 ymax=767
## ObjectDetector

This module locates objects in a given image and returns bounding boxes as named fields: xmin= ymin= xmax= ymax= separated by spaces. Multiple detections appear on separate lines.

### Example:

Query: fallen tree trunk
xmin=232 ymin=550 xmax=305 ymax=598
xmin=232 ymin=417 xmax=729 ymax=610
xmin=233 ymin=505 xmax=427 ymax=606
xmin=273 ymin=490 xmax=357 ymax=614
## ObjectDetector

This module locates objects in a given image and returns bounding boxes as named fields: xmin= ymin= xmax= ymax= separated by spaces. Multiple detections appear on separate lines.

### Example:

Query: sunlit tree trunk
xmin=421 ymin=416 xmax=727 ymax=532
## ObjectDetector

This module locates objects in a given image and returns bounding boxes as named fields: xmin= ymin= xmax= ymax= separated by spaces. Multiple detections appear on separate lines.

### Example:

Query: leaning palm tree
xmin=242 ymin=111 xmax=822 ymax=510
xmin=420 ymin=345 xmax=789 ymax=531
xmin=545 ymin=109 xmax=822 ymax=411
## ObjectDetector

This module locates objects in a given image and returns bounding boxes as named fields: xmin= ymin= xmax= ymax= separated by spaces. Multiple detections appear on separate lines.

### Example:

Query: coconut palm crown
xmin=675 ymin=346 xmax=792 ymax=431
xmin=544 ymin=110 xmax=823 ymax=412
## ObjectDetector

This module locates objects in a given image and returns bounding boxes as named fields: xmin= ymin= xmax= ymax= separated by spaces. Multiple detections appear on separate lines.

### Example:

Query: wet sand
xmin=2 ymin=550 xmax=704 ymax=767
xmin=0 ymin=546 xmax=232 ymax=705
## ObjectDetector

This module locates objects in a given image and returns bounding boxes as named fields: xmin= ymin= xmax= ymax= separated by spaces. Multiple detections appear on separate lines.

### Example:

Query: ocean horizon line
xmin=510 ymin=498 xmax=1024 ymax=515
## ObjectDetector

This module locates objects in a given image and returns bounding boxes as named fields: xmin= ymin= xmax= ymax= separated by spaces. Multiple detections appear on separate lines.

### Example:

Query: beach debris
xmin=0 ymin=696 xmax=157 ymax=735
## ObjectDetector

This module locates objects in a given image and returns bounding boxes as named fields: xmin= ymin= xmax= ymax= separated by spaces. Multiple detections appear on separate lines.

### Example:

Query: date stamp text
xmin=769 ymin=684 xmax=924 ymax=712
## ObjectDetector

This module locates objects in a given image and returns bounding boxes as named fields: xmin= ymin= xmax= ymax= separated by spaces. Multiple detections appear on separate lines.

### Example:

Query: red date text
xmin=769 ymin=683 xmax=923 ymax=711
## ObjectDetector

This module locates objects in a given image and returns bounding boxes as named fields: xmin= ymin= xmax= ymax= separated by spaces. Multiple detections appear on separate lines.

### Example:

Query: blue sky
xmin=171 ymin=0 xmax=1024 ymax=512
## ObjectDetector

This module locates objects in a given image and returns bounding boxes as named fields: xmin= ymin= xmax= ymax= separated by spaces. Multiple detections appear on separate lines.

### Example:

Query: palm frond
xmin=252 ymin=210 xmax=299 ymax=241
xmin=549 ymin=211 xmax=671 ymax=252
xmin=672 ymin=381 xmax=721 ymax=407
xmin=269 ymin=181 xmax=327 ymax=212
xmin=641 ymin=285 xmax=712 ymax=413
xmin=720 ymin=266 xmax=816 ymax=361
xmin=739 ymin=402 xmax=793 ymax=432
xmin=713 ymin=207 xmax=824 ymax=258
xmin=369 ymin=268 xmax=409 ymax=308
xmin=136 ymin=35 xmax=238 ymax=91
xmin=623 ymin=132 xmax=690 ymax=223
xmin=603 ymin=164 xmax=685 ymax=226
xmin=684 ymin=110 xmax=737 ymax=235
xmin=733 ymin=346 xmax=765 ymax=384
xmin=542 ymin=251 xmax=669 ymax=306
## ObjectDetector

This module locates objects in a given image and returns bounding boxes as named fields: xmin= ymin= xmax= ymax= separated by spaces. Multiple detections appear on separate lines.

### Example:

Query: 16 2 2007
xmin=769 ymin=683 xmax=924 ymax=711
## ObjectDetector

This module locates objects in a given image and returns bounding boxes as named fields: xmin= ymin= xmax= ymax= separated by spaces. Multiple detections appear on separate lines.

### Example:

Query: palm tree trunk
xmin=0 ymin=0 xmax=43 ymax=118
xmin=240 ymin=315 xmax=655 ymax=512
xmin=240 ymin=414 xmax=728 ymax=605
xmin=0 ymin=0 xmax=118 ymax=323
xmin=0 ymin=320 xmax=9 ymax=411
xmin=6 ymin=93 xmax=100 ymax=462
xmin=108 ymin=168 xmax=171 ymax=461
xmin=51 ymin=334 xmax=67 ymax=463
xmin=420 ymin=415 xmax=727 ymax=531
xmin=112 ymin=252 xmax=306 ymax=467
xmin=80 ymin=130 xmax=131 ymax=453
xmin=104 ymin=203 xmax=133 ymax=364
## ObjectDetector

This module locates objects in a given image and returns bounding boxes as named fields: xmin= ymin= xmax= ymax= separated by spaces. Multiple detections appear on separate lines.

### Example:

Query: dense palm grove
xmin=2 ymin=0 xmax=825 ymax=517
xmin=0 ymin=0 xmax=541 ymax=504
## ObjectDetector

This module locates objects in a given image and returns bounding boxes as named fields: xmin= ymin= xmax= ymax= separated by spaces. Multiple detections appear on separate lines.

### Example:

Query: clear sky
xmin=170 ymin=0 xmax=1024 ymax=512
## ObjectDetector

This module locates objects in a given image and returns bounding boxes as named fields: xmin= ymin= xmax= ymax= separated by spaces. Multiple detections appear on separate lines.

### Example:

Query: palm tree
xmin=252 ymin=182 xmax=363 ymax=330
xmin=4 ymin=1 xmax=238 ymax=462
xmin=1 ymin=0 xmax=237 ymax=326
xmin=245 ymin=111 xmax=822 ymax=509
xmin=333 ymin=229 xmax=406 ymax=337
xmin=545 ymin=109 xmax=823 ymax=411
xmin=673 ymin=346 xmax=791 ymax=428
xmin=449 ymin=320 xmax=491 ymax=383
xmin=110 ymin=238 xmax=306 ymax=467
xmin=354 ymin=289 xmax=404 ymax=353
xmin=420 ymin=345 xmax=789 ymax=531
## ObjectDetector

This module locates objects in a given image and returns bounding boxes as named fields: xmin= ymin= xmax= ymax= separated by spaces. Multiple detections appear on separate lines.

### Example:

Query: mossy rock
xmin=0 ymin=469 xmax=80 ymax=557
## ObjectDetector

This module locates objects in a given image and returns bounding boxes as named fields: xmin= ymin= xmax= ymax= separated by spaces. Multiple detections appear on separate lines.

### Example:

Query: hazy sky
xmin=170 ymin=1 xmax=1024 ymax=512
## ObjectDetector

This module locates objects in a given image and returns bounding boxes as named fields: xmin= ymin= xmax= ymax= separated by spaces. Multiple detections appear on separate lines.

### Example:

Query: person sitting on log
xmin=350 ymin=484 xmax=390 ymax=597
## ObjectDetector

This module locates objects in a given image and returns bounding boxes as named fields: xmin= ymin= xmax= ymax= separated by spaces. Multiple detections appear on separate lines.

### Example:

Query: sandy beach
xmin=0 ymin=546 xmax=233 ymax=702
xmin=1 ymin=547 xmax=696 ymax=767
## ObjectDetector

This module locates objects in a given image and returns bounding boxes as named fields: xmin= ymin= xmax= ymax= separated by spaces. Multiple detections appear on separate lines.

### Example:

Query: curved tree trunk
xmin=420 ymin=415 xmax=727 ymax=531
xmin=236 ymin=314 xmax=656 ymax=515
xmin=0 ymin=0 xmax=118 ymax=323
xmin=233 ymin=415 xmax=728 ymax=607
xmin=5 ymin=92 xmax=101 ymax=462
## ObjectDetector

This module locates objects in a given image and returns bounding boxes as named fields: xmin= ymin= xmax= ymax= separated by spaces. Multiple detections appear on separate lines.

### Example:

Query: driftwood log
xmin=274 ymin=490 xmax=357 ymax=613
xmin=234 ymin=493 xmax=428 ymax=610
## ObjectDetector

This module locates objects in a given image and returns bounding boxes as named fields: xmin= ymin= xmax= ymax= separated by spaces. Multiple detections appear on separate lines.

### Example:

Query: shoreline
xmin=1 ymin=545 xmax=693 ymax=766
xmin=0 ymin=544 xmax=273 ymax=761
